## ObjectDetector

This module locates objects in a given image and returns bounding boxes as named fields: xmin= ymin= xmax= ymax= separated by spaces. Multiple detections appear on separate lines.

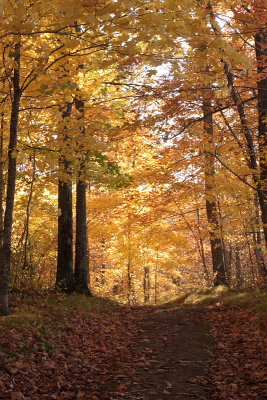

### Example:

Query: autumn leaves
xmin=0 ymin=1 xmax=267 ymax=313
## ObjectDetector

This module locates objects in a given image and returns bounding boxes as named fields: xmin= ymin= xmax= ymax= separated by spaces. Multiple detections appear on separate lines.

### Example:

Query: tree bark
xmin=203 ymin=97 xmax=228 ymax=286
xmin=224 ymin=63 xmax=267 ymax=252
xmin=0 ymin=43 xmax=21 ymax=315
xmin=154 ymin=252 xmax=159 ymax=305
xmin=235 ymin=247 xmax=243 ymax=288
xmin=0 ymin=112 xmax=4 ymax=248
xmin=56 ymin=103 xmax=75 ymax=292
xmin=126 ymin=211 xmax=133 ymax=304
xmin=23 ymin=150 xmax=36 ymax=271
xmin=255 ymin=27 xmax=267 ymax=247
xmin=75 ymin=179 xmax=91 ymax=294
xmin=73 ymin=97 xmax=91 ymax=295
xmin=208 ymin=2 xmax=267 ymax=285
xmin=222 ymin=65 xmax=267 ymax=285
xmin=144 ymin=266 xmax=150 ymax=304
xmin=253 ymin=195 xmax=267 ymax=286
xmin=224 ymin=245 xmax=233 ymax=286
xmin=196 ymin=208 xmax=210 ymax=284
xmin=209 ymin=2 xmax=267 ymax=256
xmin=127 ymin=262 xmax=132 ymax=305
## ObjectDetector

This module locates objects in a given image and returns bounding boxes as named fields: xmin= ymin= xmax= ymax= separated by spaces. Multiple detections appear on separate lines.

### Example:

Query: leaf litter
xmin=0 ymin=294 xmax=266 ymax=400
xmin=206 ymin=305 xmax=267 ymax=400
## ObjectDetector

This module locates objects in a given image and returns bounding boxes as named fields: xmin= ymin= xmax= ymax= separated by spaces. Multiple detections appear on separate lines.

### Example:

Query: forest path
xmin=0 ymin=297 xmax=214 ymax=400
xmin=101 ymin=305 xmax=214 ymax=400
xmin=1 ymin=295 xmax=266 ymax=399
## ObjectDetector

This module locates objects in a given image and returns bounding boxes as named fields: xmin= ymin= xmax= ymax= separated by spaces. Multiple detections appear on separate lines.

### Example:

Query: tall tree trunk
xmin=209 ymin=1 xmax=267 ymax=278
xmin=75 ymin=98 xmax=92 ymax=296
xmin=56 ymin=103 xmax=75 ymax=292
xmin=144 ymin=266 xmax=150 ymax=304
xmin=223 ymin=63 xmax=267 ymax=253
xmin=255 ymin=24 xmax=267 ymax=247
xmin=154 ymin=252 xmax=159 ymax=305
xmin=75 ymin=179 xmax=91 ymax=294
xmin=209 ymin=2 xmax=267 ymax=285
xmin=196 ymin=208 xmax=210 ymax=284
xmin=126 ymin=211 xmax=133 ymax=304
xmin=100 ymin=264 xmax=106 ymax=286
xmin=23 ymin=150 xmax=36 ymax=271
xmin=223 ymin=66 xmax=267 ymax=284
xmin=224 ymin=245 xmax=233 ymax=287
xmin=203 ymin=97 xmax=228 ymax=286
xmin=217 ymin=200 xmax=229 ymax=282
xmin=253 ymin=195 xmax=267 ymax=286
xmin=72 ymin=21 xmax=91 ymax=293
xmin=0 ymin=112 xmax=4 ymax=248
xmin=235 ymin=247 xmax=243 ymax=288
xmin=0 ymin=43 xmax=21 ymax=315
xmin=127 ymin=262 xmax=132 ymax=305
xmin=73 ymin=97 xmax=91 ymax=295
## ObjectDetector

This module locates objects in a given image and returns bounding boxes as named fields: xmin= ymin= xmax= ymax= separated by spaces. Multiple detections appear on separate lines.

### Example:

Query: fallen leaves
xmin=0 ymin=294 xmax=140 ymax=400
xmin=5 ymin=361 xmax=28 ymax=375
xmin=206 ymin=306 xmax=267 ymax=400
xmin=10 ymin=392 xmax=25 ymax=400
xmin=2 ymin=295 xmax=266 ymax=400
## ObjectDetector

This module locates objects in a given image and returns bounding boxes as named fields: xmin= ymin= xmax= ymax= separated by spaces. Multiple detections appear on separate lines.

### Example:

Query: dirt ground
xmin=99 ymin=306 xmax=214 ymax=400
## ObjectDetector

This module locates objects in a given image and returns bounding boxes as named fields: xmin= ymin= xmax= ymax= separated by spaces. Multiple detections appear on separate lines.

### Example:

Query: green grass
xmin=1 ymin=293 xmax=120 ymax=334
xmin=0 ymin=293 xmax=121 ymax=361
xmin=220 ymin=290 xmax=267 ymax=314
xmin=45 ymin=293 xmax=120 ymax=312
xmin=3 ymin=311 xmax=38 ymax=330
xmin=163 ymin=286 xmax=267 ymax=315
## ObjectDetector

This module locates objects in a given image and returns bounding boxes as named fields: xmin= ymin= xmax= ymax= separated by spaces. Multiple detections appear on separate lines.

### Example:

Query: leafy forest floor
xmin=0 ymin=289 xmax=266 ymax=400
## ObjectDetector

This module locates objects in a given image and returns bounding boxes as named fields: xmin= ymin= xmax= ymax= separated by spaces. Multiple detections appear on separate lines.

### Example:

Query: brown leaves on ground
xmin=1 ymin=295 xmax=267 ymax=400
xmin=206 ymin=306 xmax=267 ymax=400
xmin=0 ymin=295 xmax=140 ymax=400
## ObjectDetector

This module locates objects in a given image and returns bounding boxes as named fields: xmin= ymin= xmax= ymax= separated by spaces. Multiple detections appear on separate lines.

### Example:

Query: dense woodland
xmin=0 ymin=0 xmax=267 ymax=315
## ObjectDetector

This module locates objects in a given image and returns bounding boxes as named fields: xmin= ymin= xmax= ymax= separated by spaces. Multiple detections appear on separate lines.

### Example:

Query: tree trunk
xmin=100 ymin=264 xmax=106 ymax=286
xmin=73 ymin=97 xmax=91 ymax=295
xmin=144 ymin=266 xmax=150 ymax=304
xmin=0 ymin=112 xmax=4 ymax=247
xmin=253 ymin=195 xmax=267 ymax=286
xmin=56 ymin=103 xmax=75 ymax=292
xmin=154 ymin=252 xmax=159 ymax=305
xmin=224 ymin=245 xmax=233 ymax=286
xmin=235 ymin=247 xmax=243 ymax=288
xmin=0 ymin=43 xmax=21 ymax=315
xmin=221 ymin=64 xmax=267 ymax=284
xmin=224 ymin=62 xmax=267 ymax=253
xmin=196 ymin=208 xmax=210 ymax=284
xmin=127 ymin=262 xmax=132 ymax=305
xmin=126 ymin=211 xmax=133 ymax=304
xmin=23 ymin=150 xmax=36 ymax=271
xmin=203 ymin=97 xmax=228 ymax=286
xmin=255 ymin=27 xmax=267 ymax=247
xmin=74 ymin=180 xmax=91 ymax=294
xmin=209 ymin=2 xmax=267 ymax=284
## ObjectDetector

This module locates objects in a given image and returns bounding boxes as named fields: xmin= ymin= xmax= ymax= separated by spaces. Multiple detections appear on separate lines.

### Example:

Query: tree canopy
xmin=0 ymin=0 xmax=266 ymax=313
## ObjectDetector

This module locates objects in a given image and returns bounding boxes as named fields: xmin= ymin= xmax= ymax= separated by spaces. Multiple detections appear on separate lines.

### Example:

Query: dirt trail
xmin=2 ymin=297 xmax=266 ymax=399
xmin=0 ymin=302 xmax=215 ymax=400
xmin=101 ymin=306 xmax=214 ymax=400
